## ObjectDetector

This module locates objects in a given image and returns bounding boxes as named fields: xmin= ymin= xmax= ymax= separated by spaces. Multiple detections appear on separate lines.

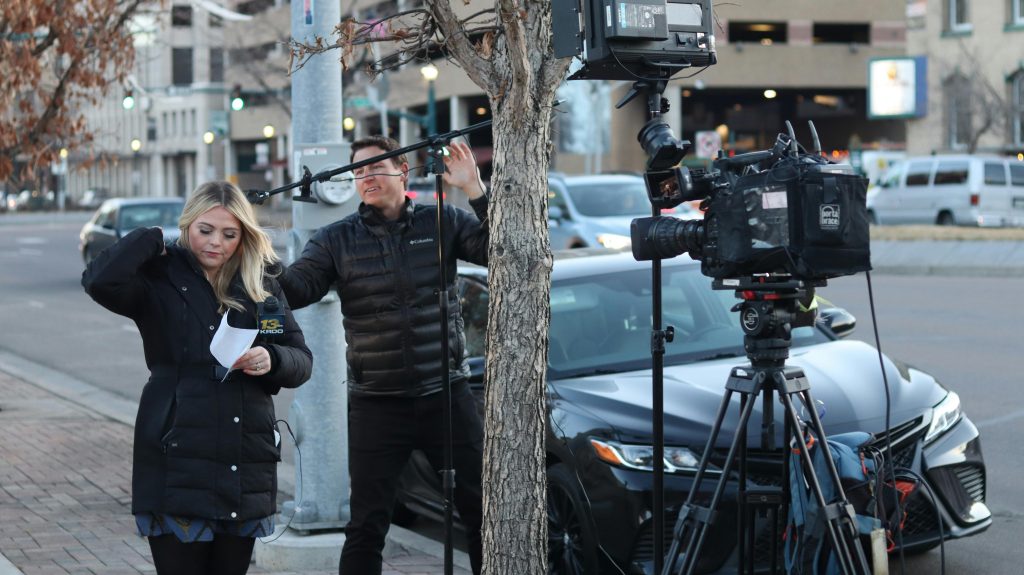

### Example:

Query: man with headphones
xmin=279 ymin=135 xmax=488 ymax=575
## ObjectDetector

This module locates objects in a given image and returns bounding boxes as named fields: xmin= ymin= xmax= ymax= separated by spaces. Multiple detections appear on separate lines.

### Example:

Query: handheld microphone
xmin=258 ymin=296 xmax=285 ymax=340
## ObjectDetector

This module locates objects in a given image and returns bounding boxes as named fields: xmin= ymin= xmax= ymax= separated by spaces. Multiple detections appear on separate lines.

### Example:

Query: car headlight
xmin=589 ymin=438 xmax=709 ymax=473
xmin=595 ymin=233 xmax=631 ymax=250
xmin=924 ymin=391 xmax=962 ymax=443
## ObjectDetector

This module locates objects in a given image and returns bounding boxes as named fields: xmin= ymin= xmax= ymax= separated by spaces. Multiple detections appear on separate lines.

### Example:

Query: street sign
xmin=695 ymin=130 xmax=722 ymax=159
xmin=347 ymin=97 xmax=373 ymax=109
xmin=209 ymin=111 xmax=229 ymax=136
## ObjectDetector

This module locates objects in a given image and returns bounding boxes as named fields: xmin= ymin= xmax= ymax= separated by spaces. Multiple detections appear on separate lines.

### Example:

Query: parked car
xmin=548 ymin=174 xmax=703 ymax=250
xmin=77 ymin=188 xmax=110 ymax=210
xmin=866 ymin=154 xmax=1024 ymax=226
xmin=12 ymin=189 xmax=55 ymax=212
xmin=79 ymin=197 xmax=185 ymax=264
xmin=396 ymin=250 xmax=991 ymax=574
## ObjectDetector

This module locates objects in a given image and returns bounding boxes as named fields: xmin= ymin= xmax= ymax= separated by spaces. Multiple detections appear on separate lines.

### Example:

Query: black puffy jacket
xmin=280 ymin=197 xmax=488 ymax=397
xmin=82 ymin=227 xmax=312 ymax=521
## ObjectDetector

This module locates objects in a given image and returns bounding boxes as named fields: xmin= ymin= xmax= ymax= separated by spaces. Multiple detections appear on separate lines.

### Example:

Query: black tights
xmin=148 ymin=534 xmax=255 ymax=575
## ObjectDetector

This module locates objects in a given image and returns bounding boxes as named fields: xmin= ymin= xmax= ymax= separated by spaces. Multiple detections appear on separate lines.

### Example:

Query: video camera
xmin=631 ymin=124 xmax=873 ymax=281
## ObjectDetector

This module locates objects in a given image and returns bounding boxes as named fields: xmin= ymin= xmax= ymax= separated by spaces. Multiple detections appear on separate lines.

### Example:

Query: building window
xmin=811 ymin=23 xmax=870 ymax=44
xmin=727 ymin=21 xmax=788 ymax=45
xmin=210 ymin=13 xmax=223 ymax=28
xmin=944 ymin=74 xmax=971 ymax=149
xmin=171 ymin=5 xmax=192 ymax=27
xmin=1014 ymin=0 xmax=1024 ymax=26
xmin=172 ymin=48 xmax=193 ymax=86
xmin=237 ymin=0 xmax=274 ymax=15
xmin=210 ymin=49 xmax=224 ymax=83
xmin=948 ymin=0 xmax=971 ymax=32
xmin=1013 ymin=73 xmax=1024 ymax=146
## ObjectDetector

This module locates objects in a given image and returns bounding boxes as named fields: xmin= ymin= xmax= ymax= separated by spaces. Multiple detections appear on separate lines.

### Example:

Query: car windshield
xmin=546 ymin=265 xmax=828 ymax=378
xmin=565 ymin=179 xmax=652 ymax=217
xmin=119 ymin=203 xmax=182 ymax=231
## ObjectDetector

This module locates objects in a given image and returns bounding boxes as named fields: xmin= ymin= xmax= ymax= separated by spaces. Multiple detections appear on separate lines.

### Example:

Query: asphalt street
xmin=1 ymin=211 xmax=1022 ymax=573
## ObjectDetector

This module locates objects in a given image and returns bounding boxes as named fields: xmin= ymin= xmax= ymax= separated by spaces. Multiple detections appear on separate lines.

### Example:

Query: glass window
xmin=949 ymin=0 xmax=971 ymax=31
xmin=1015 ymin=0 xmax=1024 ymax=25
xmin=565 ymin=180 xmax=652 ymax=217
xmin=934 ymin=161 xmax=969 ymax=185
xmin=118 ymin=204 xmax=183 ymax=232
xmin=548 ymin=184 xmax=568 ymax=214
xmin=458 ymin=277 xmax=489 ymax=358
xmin=728 ymin=21 xmax=788 ymax=44
xmin=1010 ymin=164 xmax=1024 ymax=186
xmin=984 ymin=162 xmax=1007 ymax=185
xmin=171 ymin=5 xmax=192 ymax=27
xmin=210 ymin=49 xmax=224 ymax=83
xmin=905 ymin=161 xmax=932 ymax=186
xmin=172 ymin=48 xmax=193 ymax=86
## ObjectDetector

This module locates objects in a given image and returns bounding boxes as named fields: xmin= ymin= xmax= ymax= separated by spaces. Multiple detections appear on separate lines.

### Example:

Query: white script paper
xmin=209 ymin=312 xmax=258 ymax=381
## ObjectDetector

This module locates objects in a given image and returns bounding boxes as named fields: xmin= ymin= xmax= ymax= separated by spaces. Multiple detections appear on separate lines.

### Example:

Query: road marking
xmin=121 ymin=324 xmax=138 ymax=333
xmin=18 ymin=248 xmax=43 ymax=256
xmin=15 ymin=237 xmax=46 ymax=245
xmin=28 ymin=301 xmax=44 ymax=309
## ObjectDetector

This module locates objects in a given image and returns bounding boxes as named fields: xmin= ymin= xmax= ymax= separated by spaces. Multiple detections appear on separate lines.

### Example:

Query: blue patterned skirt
xmin=135 ymin=513 xmax=274 ymax=542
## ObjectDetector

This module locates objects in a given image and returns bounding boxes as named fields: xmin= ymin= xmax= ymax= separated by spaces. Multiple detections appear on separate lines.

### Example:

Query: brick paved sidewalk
xmin=0 ymin=368 xmax=465 ymax=575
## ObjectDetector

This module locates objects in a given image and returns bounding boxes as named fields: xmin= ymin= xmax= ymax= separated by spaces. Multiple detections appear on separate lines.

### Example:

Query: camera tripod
xmin=662 ymin=277 xmax=871 ymax=575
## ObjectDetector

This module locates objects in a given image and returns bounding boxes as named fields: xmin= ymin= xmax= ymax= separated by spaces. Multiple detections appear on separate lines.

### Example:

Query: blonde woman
xmin=82 ymin=182 xmax=311 ymax=574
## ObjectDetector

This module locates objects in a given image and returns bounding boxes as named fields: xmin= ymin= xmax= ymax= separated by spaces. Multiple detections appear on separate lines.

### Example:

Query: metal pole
xmin=280 ymin=0 xmax=350 ymax=532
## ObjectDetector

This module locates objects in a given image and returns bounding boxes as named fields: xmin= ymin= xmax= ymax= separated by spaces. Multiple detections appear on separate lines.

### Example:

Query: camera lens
xmin=638 ymin=117 xmax=688 ymax=170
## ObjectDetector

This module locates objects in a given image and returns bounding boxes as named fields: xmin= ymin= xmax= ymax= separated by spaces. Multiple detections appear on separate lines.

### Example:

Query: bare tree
xmin=291 ymin=3 xmax=571 ymax=572
xmin=0 ymin=0 xmax=149 ymax=181
xmin=940 ymin=41 xmax=1013 ymax=153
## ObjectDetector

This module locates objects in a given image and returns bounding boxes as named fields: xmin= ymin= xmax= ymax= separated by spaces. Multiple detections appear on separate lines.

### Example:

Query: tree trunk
xmin=481 ymin=100 xmax=556 ymax=574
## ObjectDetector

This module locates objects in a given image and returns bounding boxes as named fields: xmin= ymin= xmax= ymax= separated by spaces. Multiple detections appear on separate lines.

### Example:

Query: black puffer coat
xmin=82 ymin=227 xmax=312 ymax=521
xmin=280 ymin=197 xmax=488 ymax=397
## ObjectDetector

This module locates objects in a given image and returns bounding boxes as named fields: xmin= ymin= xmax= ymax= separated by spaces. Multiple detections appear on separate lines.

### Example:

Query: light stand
xmin=246 ymin=121 xmax=491 ymax=575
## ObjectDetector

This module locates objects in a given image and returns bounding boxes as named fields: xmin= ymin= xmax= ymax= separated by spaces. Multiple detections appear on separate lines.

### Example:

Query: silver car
xmin=548 ymin=173 xmax=702 ymax=250
xmin=79 ymin=197 xmax=184 ymax=264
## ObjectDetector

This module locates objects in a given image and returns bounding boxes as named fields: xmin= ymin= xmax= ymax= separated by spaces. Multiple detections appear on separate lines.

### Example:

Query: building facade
xmin=68 ymin=0 xmax=292 ymax=203
xmin=905 ymin=0 xmax=1024 ymax=155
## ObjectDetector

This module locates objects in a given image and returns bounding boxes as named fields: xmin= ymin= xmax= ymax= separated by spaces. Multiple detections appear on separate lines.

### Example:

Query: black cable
xmin=865 ymin=271 xmax=906 ymax=574
xmin=892 ymin=466 xmax=946 ymax=575
xmin=258 ymin=419 xmax=302 ymax=544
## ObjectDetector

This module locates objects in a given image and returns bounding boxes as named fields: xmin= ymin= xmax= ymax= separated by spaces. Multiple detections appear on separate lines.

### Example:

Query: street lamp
xmin=203 ymin=131 xmax=215 ymax=145
xmin=263 ymin=124 xmax=275 ymax=138
xmin=420 ymin=63 xmax=438 ymax=137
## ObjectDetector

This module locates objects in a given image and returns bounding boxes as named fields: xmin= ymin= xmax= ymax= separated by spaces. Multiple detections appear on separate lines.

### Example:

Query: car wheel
xmin=547 ymin=463 xmax=599 ymax=575
xmin=936 ymin=211 xmax=955 ymax=226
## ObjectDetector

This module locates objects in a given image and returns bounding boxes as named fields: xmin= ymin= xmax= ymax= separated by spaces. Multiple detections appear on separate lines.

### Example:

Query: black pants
xmin=148 ymin=533 xmax=255 ymax=575
xmin=340 ymin=383 xmax=484 ymax=575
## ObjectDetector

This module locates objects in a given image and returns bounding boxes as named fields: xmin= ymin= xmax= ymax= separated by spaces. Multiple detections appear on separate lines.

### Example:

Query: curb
xmin=0 ymin=553 xmax=23 ymax=575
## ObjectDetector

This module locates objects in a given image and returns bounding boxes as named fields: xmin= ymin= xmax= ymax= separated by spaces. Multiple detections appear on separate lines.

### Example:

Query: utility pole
xmin=280 ymin=0 xmax=353 ymax=533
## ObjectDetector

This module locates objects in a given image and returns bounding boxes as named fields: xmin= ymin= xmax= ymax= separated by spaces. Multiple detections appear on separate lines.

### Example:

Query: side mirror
xmin=819 ymin=307 xmax=857 ymax=338
xmin=548 ymin=205 xmax=564 ymax=224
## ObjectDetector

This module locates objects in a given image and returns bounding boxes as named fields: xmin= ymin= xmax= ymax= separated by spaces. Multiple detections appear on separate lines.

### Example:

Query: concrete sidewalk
xmin=0 ymin=364 xmax=470 ymax=575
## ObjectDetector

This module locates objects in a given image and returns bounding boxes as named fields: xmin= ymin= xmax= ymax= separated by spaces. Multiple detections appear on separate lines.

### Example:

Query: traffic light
xmin=122 ymin=89 xmax=135 ymax=110
xmin=230 ymin=85 xmax=245 ymax=111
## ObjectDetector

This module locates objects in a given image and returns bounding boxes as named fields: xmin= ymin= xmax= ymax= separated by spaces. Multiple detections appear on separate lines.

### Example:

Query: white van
xmin=866 ymin=154 xmax=1024 ymax=226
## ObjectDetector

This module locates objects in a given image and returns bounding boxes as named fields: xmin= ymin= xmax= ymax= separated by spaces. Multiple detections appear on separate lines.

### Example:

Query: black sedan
xmin=396 ymin=250 xmax=991 ymax=574
xmin=78 ymin=197 xmax=184 ymax=264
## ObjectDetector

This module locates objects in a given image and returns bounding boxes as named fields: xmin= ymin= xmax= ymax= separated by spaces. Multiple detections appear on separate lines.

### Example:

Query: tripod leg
xmin=667 ymin=373 xmax=766 ymax=575
xmin=776 ymin=382 xmax=871 ymax=575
